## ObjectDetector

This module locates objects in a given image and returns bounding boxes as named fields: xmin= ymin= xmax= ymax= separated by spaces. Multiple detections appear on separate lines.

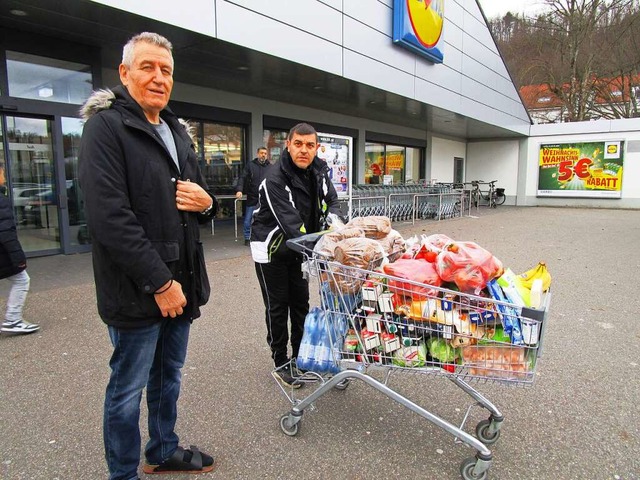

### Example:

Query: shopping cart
xmin=274 ymin=234 xmax=550 ymax=480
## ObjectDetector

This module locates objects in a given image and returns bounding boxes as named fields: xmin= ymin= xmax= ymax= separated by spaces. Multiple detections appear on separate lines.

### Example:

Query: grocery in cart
xmin=273 ymin=216 xmax=551 ymax=480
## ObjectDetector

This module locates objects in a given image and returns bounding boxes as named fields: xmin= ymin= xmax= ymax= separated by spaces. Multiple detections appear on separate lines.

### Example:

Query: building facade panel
xmin=216 ymin=0 xmax=343 ymax=76
xmin=343 ymin=16 xmax=415 ymax=75
xmin=222 ymin=0 xmax=343 ymax=45
xmin=343 ymin=0 xmax=392 ymax=36
xmin=415 ymin=77 xmax=462 ymax=112
xmin=343 ymin=49 xmax=415 ymax=99
xmin=90 ymin=0 xmax=217 ymax=36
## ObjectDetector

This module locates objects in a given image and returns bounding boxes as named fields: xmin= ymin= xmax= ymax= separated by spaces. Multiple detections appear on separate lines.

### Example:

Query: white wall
xmin=93 ymin=0 xmax=530 ymax=136
xmin=466 ymin=140 xmax=520 ymax=203
xmin=429 ymin=136 xmax=466 ymax=183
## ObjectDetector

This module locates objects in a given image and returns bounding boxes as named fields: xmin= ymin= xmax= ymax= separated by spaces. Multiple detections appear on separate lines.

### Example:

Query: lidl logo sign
xmin=393 ymin=0 xmax=444 ymax=63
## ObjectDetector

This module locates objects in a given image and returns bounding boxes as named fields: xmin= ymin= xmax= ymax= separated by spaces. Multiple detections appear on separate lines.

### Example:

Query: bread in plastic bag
xmin=345 ymin=216 xmax=392 ymax=239
xmin=334 ymin=237 xmax=386 ymax=269
xmin=376 ymin=229 xmax=406 ymax=261
xmin=313 ymin=226 xmax=364 ymax=259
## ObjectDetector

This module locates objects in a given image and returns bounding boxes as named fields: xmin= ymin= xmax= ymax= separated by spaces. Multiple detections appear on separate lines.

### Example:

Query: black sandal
xmin=143 ymin=445 xmax=215 ymax=474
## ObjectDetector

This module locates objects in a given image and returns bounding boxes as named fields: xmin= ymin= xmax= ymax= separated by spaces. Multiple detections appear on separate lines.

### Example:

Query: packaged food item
xmin=382 ymin=258 xmax=442 ymax=300
xmin=345 ymin=216 xmax=392 ymax=239
xmin=313 ymin=226 xmax=364 ymax=259
xmin=435 ymin=241 xmax=504 ymax=294
xmin=426 ymin=337 xmax=460 ymax=363
xmin=376 ymin=229 xmax=406 ymax=261
xmin=392 ymin=342 xmax=427 ymax=368
xmin=462 ymin=345 xmax=531 ymax=380
xmin=334 ymin=237 xmax=386 ymax=269
xmin=421 ymin=233 xmax=453 ymax=251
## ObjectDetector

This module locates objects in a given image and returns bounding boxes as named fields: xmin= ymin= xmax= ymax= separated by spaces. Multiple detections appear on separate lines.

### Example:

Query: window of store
xmin=263 ymin=129 xmax=287 ymax=163
xmin=364 ymin=142 xmax=422 ymax=185
xmin=6 ymin=51 xmax=93 ymax=105
xmin=190 ymin=121 xmax=245 ymax=218
xmin=62 ymin=117 xmax=88 ymax=247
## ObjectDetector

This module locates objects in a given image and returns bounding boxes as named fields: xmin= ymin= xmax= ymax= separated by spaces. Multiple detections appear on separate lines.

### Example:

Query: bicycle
xmin=470 ymin=180 xmax=506 ymax=208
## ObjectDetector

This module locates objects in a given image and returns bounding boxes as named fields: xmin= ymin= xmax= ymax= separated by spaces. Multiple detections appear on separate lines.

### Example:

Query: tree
xmin=489 ymin=0 xmax=640 ymax=122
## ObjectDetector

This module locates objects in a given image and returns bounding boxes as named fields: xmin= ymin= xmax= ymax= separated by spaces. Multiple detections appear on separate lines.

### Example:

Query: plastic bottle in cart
xmin=313 ymin=317 xmax=333 ymax=373
xmin=297 ymin=307 xmax=320 ymax=371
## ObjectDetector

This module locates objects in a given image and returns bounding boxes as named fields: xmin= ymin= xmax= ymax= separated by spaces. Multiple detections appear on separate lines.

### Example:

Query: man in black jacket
xmin=235 ymin=146 xmax=271 ymax=245
xmin=250 ymin=123 xmax=342 ymax=388
xmin=0 ymin=164 xmax=39 ymax=335
xmin=78 ymin=32 xmax=216 ymax=479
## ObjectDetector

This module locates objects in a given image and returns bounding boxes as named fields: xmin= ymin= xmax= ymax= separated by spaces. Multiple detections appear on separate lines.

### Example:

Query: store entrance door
xmin=0 ymin=114 xmax=61 ymax=255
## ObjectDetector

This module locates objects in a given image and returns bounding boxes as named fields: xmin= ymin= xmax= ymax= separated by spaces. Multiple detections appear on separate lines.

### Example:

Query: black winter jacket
xmin=0 ymin=193 xmax=27 ymax=279
xmin=78 ymin=86 xmax=216 ymax=328
xmin=250 ymin=149 xmax=341 ymax=263
xmin=235 ymin=158 xmax=272 ymax=206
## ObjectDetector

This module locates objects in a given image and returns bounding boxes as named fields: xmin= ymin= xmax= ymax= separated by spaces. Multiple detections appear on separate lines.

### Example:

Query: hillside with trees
xmin=487 ymin=0 xmax=640 ymax=122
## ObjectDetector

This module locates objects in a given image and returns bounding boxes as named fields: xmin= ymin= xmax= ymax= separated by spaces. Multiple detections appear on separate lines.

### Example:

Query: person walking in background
xmin=78 ymin=32 xmax=216 ymax=479
xmin=250 ymin=123 xmax=342 ymax=388
xmin=235 ymin=146 xmax=271 ymax=245
xmin=0 ymin=164 xmax=39 ymax=335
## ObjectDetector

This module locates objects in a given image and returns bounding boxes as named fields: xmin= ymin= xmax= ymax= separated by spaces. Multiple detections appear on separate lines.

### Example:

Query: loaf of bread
xmin=345 ymin=216 xmax=392 ymax=239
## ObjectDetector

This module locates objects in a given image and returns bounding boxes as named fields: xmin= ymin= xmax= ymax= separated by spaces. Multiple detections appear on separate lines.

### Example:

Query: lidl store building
xmin=1 ymin=0 xmax=638 ymax=257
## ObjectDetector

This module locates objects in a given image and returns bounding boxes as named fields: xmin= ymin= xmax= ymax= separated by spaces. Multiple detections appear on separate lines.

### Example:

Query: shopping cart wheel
xmin=475 ymin=419 xmax=501 ymax=445
xmin=460 ymin=457 xmax=488 ymax=480
xmin=334 ymin=379 xmax=350 ymax=391
xmin=280 ymin=414 xmax=300 ymax=437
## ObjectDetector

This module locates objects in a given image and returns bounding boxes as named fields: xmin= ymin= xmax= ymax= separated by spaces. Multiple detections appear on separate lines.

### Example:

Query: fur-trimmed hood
xmin=79 ymin=86 xmax=195 ymax=141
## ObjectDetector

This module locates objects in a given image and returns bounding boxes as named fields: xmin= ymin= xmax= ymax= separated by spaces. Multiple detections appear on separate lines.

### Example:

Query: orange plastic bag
xmin=383 ymin=258 xmax=442 ymax=300
xmin=435 ymin=241 xmax=504 ymax=294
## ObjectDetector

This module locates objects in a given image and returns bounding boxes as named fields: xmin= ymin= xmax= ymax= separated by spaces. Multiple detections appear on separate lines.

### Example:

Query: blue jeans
xmin=243 ymin=204 xmax=256 ymax=240
xmin=104 ymin=318 xmax=190 ymax=480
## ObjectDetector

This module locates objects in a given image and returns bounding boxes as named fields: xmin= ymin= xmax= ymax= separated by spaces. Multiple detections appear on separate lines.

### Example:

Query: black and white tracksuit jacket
xmin=249 ymin=149 xmax=342 ymax=263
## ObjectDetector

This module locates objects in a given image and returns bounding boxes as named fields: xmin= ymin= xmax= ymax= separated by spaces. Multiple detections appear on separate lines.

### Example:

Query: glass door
xmin=2 ymin=114 xmax=60 ymax=254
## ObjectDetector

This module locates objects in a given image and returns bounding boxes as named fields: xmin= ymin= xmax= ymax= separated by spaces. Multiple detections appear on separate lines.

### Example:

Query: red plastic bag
xmin=383 ymin=258 xmax=442 ymax=300
xmin=435 ymin=242 xmax=504 ymax=294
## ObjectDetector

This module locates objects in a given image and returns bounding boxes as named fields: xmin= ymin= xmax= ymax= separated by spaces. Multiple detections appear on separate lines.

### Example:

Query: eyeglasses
xmin=292 ymin=140 xmax=317 ymax=150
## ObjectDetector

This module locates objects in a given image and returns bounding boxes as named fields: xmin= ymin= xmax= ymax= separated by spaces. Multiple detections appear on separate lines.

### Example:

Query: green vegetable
xmin=392 ymin=342 xmax=427 ymax=367
xmin=427 ymin=337 xmax=460 ymax=362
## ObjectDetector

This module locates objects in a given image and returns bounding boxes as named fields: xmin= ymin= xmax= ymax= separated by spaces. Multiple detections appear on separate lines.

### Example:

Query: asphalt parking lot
xmin=1 ymin=206 xmax=638 ymax=480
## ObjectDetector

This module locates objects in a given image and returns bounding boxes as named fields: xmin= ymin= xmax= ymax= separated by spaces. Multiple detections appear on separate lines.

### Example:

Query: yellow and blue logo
xmin=393 ymin=0 xmax=444 ymax=63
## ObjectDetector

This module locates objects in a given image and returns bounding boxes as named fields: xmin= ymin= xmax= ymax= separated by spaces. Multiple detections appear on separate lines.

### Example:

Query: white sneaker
xmin=1 ymin=320 xmax=40 ymax=334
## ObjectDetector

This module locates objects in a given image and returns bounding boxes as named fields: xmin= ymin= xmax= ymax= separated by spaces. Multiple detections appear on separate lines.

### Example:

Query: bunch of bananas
xmin=518 ymin=262 xmax=552 ymax=292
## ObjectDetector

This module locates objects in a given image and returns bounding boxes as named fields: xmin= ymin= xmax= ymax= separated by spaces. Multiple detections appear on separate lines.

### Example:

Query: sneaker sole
xmin=272 ymin=373 xmax=302 ymax=389
xmin=142 ymin=464 xmax=215 ymax=475
xmin=1 ymin=327 xmax=40 ymax=334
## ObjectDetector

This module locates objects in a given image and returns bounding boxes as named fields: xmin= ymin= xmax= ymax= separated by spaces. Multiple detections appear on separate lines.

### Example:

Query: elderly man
xmin=79 ymin=32 xmax=216 ymax=479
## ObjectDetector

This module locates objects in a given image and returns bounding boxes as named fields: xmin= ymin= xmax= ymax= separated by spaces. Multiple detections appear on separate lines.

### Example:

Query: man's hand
xmin=154 ymin=279 xmax=187 ymax=318
xmin=176 ymin=180 xmax=212 ymax=212
xmin=235 ymin=191 xmax=243 ymax=199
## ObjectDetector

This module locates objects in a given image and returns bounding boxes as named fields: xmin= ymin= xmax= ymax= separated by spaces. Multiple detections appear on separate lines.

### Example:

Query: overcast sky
xmin=477 ymin=0 xmax=550 ymax=19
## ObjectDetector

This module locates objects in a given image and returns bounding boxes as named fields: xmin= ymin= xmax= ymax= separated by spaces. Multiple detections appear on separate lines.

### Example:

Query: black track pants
xmin=254 ymin=257 xmax=309 ymax=368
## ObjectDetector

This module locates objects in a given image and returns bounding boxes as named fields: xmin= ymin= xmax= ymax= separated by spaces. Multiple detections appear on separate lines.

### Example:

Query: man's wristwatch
xmin=201 ymin=201 xmax=214 ymax=215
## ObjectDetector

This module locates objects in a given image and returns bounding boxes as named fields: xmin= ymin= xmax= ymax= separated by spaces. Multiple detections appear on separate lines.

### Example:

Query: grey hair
xmin=122 ymin=32 xmax=173 ymax=67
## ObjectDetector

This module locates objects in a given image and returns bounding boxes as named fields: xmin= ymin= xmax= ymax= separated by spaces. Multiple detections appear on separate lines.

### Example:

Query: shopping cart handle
xmin=286 ymin=232 xmax=324 ymax=254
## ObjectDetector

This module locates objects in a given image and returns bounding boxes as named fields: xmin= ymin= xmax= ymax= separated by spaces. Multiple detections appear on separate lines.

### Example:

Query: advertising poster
xmin=537 ymin=141 xmax=625 ymax=198
xmin=317 ymin=133 xmax=352 ymax=197
xmin=392 ymin=0 xmax=445 ymax=63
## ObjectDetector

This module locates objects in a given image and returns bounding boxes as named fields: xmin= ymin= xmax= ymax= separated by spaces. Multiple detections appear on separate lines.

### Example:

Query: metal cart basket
xmin=274 ymin=234 xmax=550 ymax=480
